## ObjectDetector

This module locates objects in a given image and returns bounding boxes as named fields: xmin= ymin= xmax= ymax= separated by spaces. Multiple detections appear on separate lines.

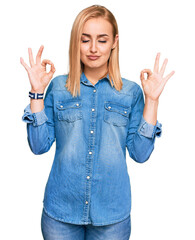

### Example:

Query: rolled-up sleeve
xmin=126 ymin=85 xmax=162 ymax=163
xmin=138 ymin=115 xmax=162 ymax=139
xmin=22 ymin=80 xmax=55 ymax=155
xmin=22 ymin=104 xmax=48 ymax=126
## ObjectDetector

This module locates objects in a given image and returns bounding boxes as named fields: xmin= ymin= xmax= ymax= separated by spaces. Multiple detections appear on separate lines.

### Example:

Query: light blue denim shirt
xmin=22 ymin=72 xmax=162 ymax=226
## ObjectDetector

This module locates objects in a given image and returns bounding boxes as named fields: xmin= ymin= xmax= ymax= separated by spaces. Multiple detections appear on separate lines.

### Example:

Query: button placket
xmin=83 ymin=86 xmax=97 ymax=223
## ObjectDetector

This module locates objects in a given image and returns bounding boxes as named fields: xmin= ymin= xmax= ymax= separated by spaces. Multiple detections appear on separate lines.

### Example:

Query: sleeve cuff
xmin=138 ymin=116 xmax=162 ymax=139
xmin=22 ymin=104 xmax=48 ymax=127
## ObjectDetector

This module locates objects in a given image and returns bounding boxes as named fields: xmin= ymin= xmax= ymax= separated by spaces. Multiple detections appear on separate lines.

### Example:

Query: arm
xmin=20 ymin=45 xmax=56 ymax=155
xmin=126 ymin=52 xmax=175 ymax=163
xmin=141 ymin=52 xmax=175 ymax=125
xmin=126 ymin=86 xmax=162 ymax=163
xmin=22 ymin=80 xmax=55 ymax=155
xmin=143 ymin=98 xmax=159 ymax=126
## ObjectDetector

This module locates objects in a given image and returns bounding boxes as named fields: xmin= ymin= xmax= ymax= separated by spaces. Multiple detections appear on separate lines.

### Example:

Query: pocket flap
xmin=56 ymin=100 xmax=82 ymax=110
xmin=104 ymin=102 xmax=131 ymax=117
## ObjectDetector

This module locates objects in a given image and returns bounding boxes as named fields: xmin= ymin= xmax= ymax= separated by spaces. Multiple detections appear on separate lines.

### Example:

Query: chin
xmin=84 ymin=62 xmax=103 ymax=69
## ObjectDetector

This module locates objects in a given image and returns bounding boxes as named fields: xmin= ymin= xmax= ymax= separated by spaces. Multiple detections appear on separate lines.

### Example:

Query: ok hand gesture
xmin=20 ymin=45 xmax=56 ymax=93
xmin=140 ymin=53 xmax=175 ymax=101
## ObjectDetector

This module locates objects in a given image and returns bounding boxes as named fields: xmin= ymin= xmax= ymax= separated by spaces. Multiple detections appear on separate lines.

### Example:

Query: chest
xmin=53 ymin=87 xmax=135 ymax=128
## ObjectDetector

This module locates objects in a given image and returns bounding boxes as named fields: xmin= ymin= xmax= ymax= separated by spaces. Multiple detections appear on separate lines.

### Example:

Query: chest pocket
xmin=56 ymin=100 xmax=82 ymax=122
xmin=104 ymin=101 xmax=131 ymax=127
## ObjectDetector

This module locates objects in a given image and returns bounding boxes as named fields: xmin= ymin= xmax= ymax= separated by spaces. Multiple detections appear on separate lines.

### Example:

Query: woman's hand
xmin=140 ymin=52 xmax=175 ymax=102
xmin=20 ymin=45 xmax=56 ymax=93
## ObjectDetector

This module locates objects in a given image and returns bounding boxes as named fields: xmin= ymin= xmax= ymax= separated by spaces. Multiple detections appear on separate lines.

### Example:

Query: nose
xmin=90 ymin=39 xmax=97 ymax=53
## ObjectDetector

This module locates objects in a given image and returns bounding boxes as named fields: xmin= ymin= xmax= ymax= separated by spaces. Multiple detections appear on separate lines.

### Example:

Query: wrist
xmin=30 ymin=88 xmax=45 ymax=93
xmin=145 ymin=97 xmax=159 ymax=105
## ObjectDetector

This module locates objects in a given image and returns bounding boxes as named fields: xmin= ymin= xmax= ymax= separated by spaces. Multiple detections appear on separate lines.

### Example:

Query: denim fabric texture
xmin=41 ymin=208 xmax=131 ymax=240
xmin=22 ymin=72 xmax=162 ymax=226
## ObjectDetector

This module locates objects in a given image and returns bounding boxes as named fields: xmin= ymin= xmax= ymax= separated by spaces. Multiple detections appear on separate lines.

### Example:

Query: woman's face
xmin=80 ymin=17 xmax=118 ymax=72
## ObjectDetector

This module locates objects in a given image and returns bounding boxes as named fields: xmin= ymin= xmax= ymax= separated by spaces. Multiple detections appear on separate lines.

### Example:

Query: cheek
xmin=98 ymin=43 xmax=112 ymax=52
xmin=99 ymin=46 xmax=112 ymax=56
xmin=80 ymin=45 xmax=88 ymax=57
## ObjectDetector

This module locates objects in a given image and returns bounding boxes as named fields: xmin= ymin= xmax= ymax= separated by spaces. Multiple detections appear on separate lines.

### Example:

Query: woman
xmin=21 ymin=4 xmax=175 ymax=240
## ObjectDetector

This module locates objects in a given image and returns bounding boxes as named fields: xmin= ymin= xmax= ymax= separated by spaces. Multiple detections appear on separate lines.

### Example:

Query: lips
xmin=87 ymin=55 xmax=100 ymax=60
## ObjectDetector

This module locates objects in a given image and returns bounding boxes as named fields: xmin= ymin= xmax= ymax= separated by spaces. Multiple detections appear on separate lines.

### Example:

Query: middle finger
xmin=36 ymin=45 xmax=44 ymax=64
xmin=153 ymin=52 xmax=160 ymax=73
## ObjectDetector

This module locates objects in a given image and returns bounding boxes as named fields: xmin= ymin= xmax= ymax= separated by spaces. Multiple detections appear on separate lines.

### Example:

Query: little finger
xmin=20 ymin=57 xmax=31 ymax=72
xmin=163 ymin=70 xmax=175 ymax=86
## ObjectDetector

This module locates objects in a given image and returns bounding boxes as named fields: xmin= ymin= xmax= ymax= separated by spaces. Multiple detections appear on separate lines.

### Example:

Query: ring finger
xmin=159 ymin=58 xmax=168 ymax=76
xmin=28 ymin=48 xmax=35 ymax=67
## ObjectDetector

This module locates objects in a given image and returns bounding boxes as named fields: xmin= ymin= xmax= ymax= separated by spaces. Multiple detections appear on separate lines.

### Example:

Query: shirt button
xmin=108 ymin=106 xmax=111 ymax=109
xmin=92 ymin=108 xmax=95 ymax=111
xmin=60 ymin=105 xmax=63 ymax=108
xmin=76 ymin=103 xmax=79 ymax=106
xmin=124 ymin=111 xmax=127 ymax=114
xmin=90 ymin=130 xmax=94 ymax=134
xmin=93 ymin=89 xmax=96 ymax=92
xmin=87 ymin=176 xmax=90 ymax=179
xmin=85 ymin=201 xmax=88 ymax=204
xmin=89 ymin=151 xmax=92 ymax=155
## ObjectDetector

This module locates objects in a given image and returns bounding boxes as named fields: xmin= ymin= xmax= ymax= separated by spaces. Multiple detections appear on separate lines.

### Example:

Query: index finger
xmin=36 ymin=45 xmax=44 ymax=64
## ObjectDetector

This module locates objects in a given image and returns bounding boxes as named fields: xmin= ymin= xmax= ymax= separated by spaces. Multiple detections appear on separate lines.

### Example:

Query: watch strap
xmin=29 ymin=91 xmax=44 ymax=99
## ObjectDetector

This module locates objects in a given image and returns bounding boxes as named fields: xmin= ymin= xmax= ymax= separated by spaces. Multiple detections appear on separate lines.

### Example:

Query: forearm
xmin=143 ymin=97 xmax=159 ymax=125
xmin=129 ymin=131 xmax=155 ymax=163
xmin=22 ymin=103 xmax=55 ymax=155
xmin=30 ymin=98 xmax=44 ymax=113
xmin=22 ymin=80 xmax=56 ymax=155
xmin=27 ymin=123 xmax=55 ymax=155
xmin=126 ymin=87 xmax=162 ymax=163
xmin=30 ymin=88 xmax=45 ymax=113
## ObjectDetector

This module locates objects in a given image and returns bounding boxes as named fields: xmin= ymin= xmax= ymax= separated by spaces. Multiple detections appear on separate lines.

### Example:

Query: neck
xmin=84 ymin=66 xmax=108 ymax=84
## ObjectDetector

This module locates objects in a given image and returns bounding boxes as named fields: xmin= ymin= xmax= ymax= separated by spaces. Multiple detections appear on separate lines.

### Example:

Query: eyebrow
xmin=82 ymin=33 xmax=109 ymax=38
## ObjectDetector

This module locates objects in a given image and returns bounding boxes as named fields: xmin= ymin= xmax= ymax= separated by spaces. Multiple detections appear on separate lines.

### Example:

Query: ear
xmin=112 ymin=34 xmax=119 ymax=49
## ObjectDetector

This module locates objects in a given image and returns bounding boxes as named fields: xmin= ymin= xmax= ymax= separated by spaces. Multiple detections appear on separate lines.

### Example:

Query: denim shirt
xmin=22 ymin=72 xmax=162 ymax=226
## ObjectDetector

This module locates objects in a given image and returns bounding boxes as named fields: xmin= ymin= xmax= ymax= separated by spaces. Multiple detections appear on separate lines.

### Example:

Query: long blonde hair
xmin=65 ymin=5 xmax=122 ymax=97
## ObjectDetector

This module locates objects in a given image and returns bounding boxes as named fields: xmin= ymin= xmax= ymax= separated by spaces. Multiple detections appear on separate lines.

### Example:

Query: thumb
xmin=47 ymin=62 xmax=56 ymax=79
xmin=140 ymin=69 xmax=153 ymax=82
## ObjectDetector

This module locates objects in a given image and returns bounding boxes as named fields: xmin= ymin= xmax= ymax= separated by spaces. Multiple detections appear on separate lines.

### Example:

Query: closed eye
xmin=81 ymin=40 xmax=107 ymax=43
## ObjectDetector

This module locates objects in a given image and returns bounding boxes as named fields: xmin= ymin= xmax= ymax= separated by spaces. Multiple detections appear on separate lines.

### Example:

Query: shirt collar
xmin=80 ymin=71 xmax=113 ymax=85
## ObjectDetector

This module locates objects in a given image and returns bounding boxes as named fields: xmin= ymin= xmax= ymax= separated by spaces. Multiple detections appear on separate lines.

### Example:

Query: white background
xmin=1 ymin=0 xmax=194 ymax=239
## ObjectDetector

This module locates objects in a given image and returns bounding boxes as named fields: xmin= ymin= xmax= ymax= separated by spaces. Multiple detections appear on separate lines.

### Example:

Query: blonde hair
xmin=65 ymin=5 xmax=122 ymax=97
